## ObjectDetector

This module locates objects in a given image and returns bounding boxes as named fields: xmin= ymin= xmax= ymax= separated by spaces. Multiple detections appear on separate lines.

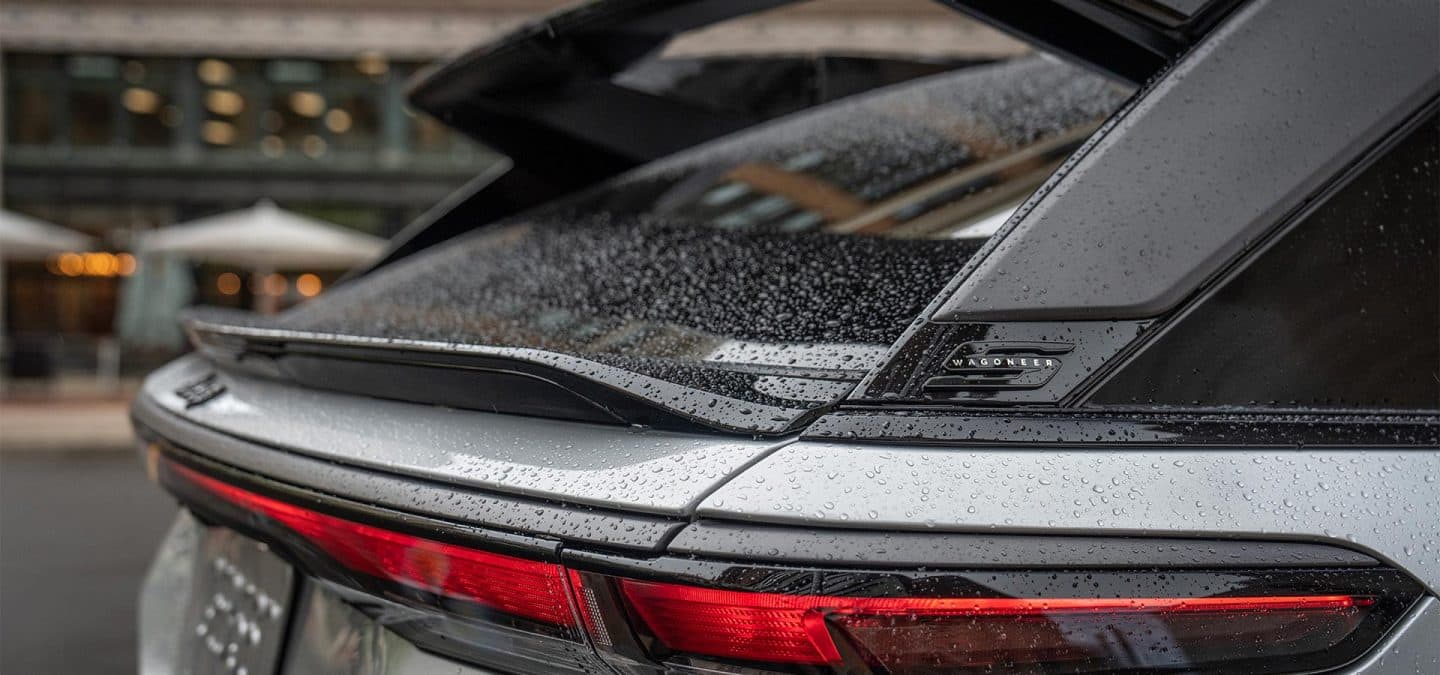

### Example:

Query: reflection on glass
xmin=623 ymin=58 xmax=1128 ymax=239
xmin=409 ymin=112 xmax=452 ymax=155
xmin=288 ymin=91 xmax=326 ymax=119
xmin=8 ymin=83 xmax=56 ymax=145
xmin=328 ymin=93 xmax=378 ymax=151
xmin=260 ymin=135 xmax=286 ymax=158
xmin=128 ymin=87 xmax=175 ymax=147
xmin=69 ymin=89 xmax=115 ymax=146
xmin=324 ymin=109 xmax=352 ymax=134
xmin=205 ymin=90 xmax=245 ymax=117
xmin=3 ymin=51 xmax=484 ymax=166
xmin=67 ymin=55 xmax=119 ymax=80
xmin=201 ymin=120 xmax=237 ymax=146
xmin=122 ymin=60 xmax=147 ymax=84
xmin=268 ymin=91 xmax=323 ymax=154
xmin=124 ymin=88 xmax=161 ymax=115
xmin=202 ymin=92 xmax=254 ymax=148
xmin=197 ymin=58 xmax=235 ymax=86
xmin=122 ymin=59 xmax=179 ymax=147
xmin=266 ymin=60 xmax=322 ymax=84
xmin=301 ymin=135 xmax=327 ymax=158
xmin=354 ymin=52 xmax=389 ymax=79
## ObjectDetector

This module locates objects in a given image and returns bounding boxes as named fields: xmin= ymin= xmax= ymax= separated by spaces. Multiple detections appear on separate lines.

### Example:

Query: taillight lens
xmin=171 ymin=462 xmax=575 ymax=627
xmin=572 ymin=568 xmax=1419 ymax=674
xmin=617 ymin=579 xmax=1373 ymax=670
xmin=161 ymin=459 xmax=613 ymax=674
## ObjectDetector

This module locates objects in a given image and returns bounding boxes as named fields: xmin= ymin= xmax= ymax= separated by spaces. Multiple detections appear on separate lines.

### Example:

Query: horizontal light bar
xmin=171 ymin=462 xmax=575 ymax=627
xmin=617 ymin=578 xmax=1373 ymax=665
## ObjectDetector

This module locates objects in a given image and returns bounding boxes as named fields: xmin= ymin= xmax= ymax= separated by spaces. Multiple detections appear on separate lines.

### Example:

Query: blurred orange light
xmin=324 ymin=108 xmax=352 ymax=134
xmin=264 ymin=273 xmax=288 ymax=296
xmin=216 ymin=272 xmax=242 ymax=295
xmin=123 ymin=88 xmax=161 ymax=115
xmin=117 ymin=253 xmax=138 ymax=276
xmin=289 ymin=91 xmax=326 ymax=118
xmin=301 ymin=134 xmax=327 ymax=158
xmin=205 ymin=89 xmax=246 ymax=117
xmin=197 ymin=59 xmax=234 ymax=86
xmin=296 ymin=273 xmax=323 ymax=297
xmin=355 ymin=51 xmax=389 ymax=77
xmin=57 ymin=253 xmax=85 ymax=276
xmin=83 ymin=252 xmax=118 ymax=276
xmin=261 ymin=135 xmax=285 ymax=158
xmin=202 ymin=120 xmax=237 ymax=146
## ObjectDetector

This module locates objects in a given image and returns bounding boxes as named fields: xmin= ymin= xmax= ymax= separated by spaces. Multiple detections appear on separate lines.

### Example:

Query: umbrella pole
xmin=0 ymin=256 xmax=7 ymax=394
xmin=253 ymin=264 xmax=279 ymax=314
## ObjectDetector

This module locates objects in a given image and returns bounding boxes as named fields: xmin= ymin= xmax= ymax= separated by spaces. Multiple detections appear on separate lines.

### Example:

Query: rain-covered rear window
xmin=254 ymin=56 xmax=1131 ymax=424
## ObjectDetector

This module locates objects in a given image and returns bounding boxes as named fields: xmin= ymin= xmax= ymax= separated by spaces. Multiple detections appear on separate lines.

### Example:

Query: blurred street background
xmin=0 ymin=0 xmax=1020 ymax=671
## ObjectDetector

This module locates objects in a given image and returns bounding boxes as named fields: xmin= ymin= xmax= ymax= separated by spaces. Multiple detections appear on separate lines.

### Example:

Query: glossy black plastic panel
xmin=855 ymin=320 xmax=1148 ymax=405
xmin=804 ymin=409 xmax=1440 ymax=448
xmin=1091 ymin=108 xmax=1439 ymax=411
xmin=665 ymin=521 xmax=1379 ymax=569
xmin=943 ymin=0 xmax=1239 ymax=85
xmin=934 ymin=0 xmax=1439 ymax=321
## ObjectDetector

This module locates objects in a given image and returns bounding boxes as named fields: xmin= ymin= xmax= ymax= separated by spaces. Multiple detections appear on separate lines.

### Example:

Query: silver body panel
xmin=137 ymin=359 xmax=1440 ymax=593
xmin=698 ymin=441 xmax=1440 ymax=595
xmin=141 ymin=354 xmax=786 ymax=517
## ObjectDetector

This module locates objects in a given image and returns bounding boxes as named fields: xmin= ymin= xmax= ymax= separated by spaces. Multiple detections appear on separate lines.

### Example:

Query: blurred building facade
xmin=1 ymin=0 xmax=1021 ymax=381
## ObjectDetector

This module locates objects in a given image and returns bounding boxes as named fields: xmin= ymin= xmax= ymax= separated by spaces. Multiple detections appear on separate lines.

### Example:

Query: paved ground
xmin=0 ymin=399 xmax=135 ymax=452
xmin=1 ymin=453 xmax=179 ymax=674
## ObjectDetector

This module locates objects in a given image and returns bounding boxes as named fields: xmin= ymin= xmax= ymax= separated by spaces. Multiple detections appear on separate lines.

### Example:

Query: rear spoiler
xmin=377 ymin=0 xmax=1243 ymax=269
xmin=409 ymin=0 xmax=1246 ymax=160
xmin=941 ymin=0 xmax=1245 ymax=85
xmin=386 ymin=0 xmax=982 ymax=268
xmin=409 ymin=0 xmax=797 ymax=184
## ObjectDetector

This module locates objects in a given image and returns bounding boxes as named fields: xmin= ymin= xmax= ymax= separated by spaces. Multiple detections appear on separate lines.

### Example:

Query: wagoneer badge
xmin=175 ymin=373 xmax=227 ymax=408
xmin=929 ymin=341 xmax=1074 ymax=390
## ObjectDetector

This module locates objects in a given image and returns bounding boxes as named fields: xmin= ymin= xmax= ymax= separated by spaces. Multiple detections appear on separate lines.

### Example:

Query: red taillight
xmin=610 ymin=577 xmax=1381 ymax=672
xmin=173 ymin=463 xmax=574 ymax=627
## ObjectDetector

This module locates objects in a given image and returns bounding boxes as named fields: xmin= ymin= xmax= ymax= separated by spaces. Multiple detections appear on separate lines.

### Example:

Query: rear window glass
xmin=1091 ymin=110 xmax=1439 ymax=411
xmin=280 ymin=58 xmax=1128 ymax=357
xmin=591 ymin=57 xmax=1127 ymax=241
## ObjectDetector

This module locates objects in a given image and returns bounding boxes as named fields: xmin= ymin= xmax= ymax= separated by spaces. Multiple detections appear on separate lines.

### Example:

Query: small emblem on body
xmin=928 ymin=341 xmax=1074 ymax=390
xmin=175 ymin=373 xmax=227 ymax=408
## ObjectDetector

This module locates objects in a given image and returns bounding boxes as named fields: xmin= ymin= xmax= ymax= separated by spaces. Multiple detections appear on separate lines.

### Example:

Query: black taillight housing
xmin=567 ymin=562 xmax=1419 ymax=674
xmin=157 ymin=450 xmax=1425 ymax=675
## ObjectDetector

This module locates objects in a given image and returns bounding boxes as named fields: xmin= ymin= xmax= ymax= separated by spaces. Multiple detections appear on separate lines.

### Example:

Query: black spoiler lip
xmin=181 ymin=314 xmax=852 ymax=437
xmin=407 ymin=0 xmax=793 ymax=120
xmin=408 ymin=0 xmax=1244 ymax=125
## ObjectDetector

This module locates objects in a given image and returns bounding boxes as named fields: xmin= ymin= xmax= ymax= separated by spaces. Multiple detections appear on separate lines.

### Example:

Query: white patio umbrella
xmin=0 ymin=209 xmax=95 ymax=260
xmin=139 ymin=199 xmax=384 ymax=269
xmin=139 ymin=200 xmax=385 ymax=312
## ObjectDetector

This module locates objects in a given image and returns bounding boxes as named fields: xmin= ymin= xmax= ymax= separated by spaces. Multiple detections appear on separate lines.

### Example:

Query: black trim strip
xmin=665 ymin=520 xmax=1378 ymax=569
xmin=805 ymin=409 xmax=1439 ymax=448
